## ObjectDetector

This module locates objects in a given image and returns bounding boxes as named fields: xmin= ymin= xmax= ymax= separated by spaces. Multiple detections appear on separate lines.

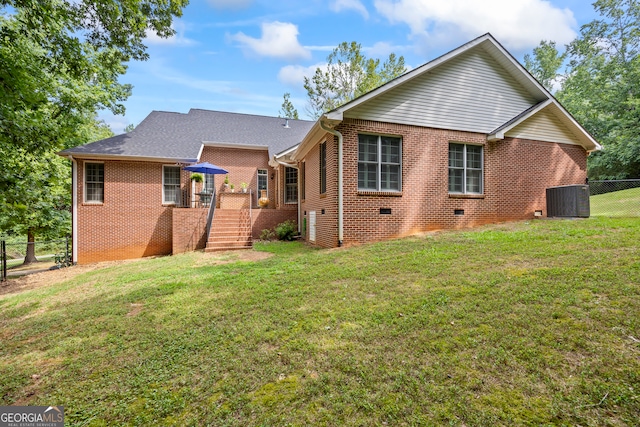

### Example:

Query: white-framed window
xmin=163 ymin=165 xmax=181 ymax=204
xmin=257 ymin=169 xmax=268 ymax=194
xmin=84 ymin=162 xmax=104 ymax=203
xmin=448 ymin=143 xmax=483 ymax=194
xmin=284 ymin=167 xmax=298 ymax=203
xmin=320 ymin=141 xmax=327 ymax=194
xmin=358 ymin=134 xmax=401 ymax=191
xmin=300 ymin=161 xmax=306 ymax=200
xmin=203 ymin=173 xmax=214 ymax=194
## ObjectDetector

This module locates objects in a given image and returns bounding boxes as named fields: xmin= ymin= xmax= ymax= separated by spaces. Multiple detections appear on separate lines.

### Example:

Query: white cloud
xmin=364 ymin=41 xmax=409 ymax=57
xmin=145 ymin=22 xmax=197 ymax=46
xmin=229 ymin=21 xmax=311 ymax=61
xmin=278 ymin=63 xmax=328 ymax=87
xmin=374 ymin=0 xmax=577 ymax=51
xmin=330 ymin=0 xmax=369 ymax=19
xmin=208 ymin=0 xmax=253 ymax=10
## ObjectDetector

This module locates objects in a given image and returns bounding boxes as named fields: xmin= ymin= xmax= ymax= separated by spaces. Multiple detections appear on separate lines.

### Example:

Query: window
xmin=163 ymin=166 xmax=181 ymax=204
xmin=448 ymin=143 xmax=483 ymax=194
xmin=284 ymin=167 xmax=298 ymax=203
xmin=257 ymin=169 xmax=268 ymax=195
xmin=203 ymin=173 xmax=214 ymax=194
xmin=85 ymin=162 xmax=104 ymax=203
xmin=300 ymin=162 xmax=306 ymax=200
xmin=358 ymin=134 xmax=401 ymax=191
xmin=320 ymin=142 xmax=327 ymax=194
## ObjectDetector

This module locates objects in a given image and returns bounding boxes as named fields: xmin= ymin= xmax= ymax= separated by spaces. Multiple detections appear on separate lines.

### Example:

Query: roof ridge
xmin=187 ymin=108 xmax=315 ymax=123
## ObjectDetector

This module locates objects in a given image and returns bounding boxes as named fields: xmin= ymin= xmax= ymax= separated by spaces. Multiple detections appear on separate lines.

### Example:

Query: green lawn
xmin=590 ymin=186 xmax=640 ymax=217
xmin=1 ymin=218 xmax=639 ymax=426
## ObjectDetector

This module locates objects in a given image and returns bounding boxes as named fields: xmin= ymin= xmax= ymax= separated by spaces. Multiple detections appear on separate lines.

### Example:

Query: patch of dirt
xmin=127 ymin=303 xmax=144 ymax=317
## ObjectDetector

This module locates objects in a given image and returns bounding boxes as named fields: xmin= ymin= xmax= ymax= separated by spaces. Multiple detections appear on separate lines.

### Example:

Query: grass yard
xmin=590 ymin=187 xmax=640 ymax=217
xmin=1 ymin=217 xmax=639 ymax=426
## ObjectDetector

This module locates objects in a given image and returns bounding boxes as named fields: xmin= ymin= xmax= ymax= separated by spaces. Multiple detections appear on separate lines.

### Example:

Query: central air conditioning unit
xmin=546 ymin=184 xmax=590 ymax=218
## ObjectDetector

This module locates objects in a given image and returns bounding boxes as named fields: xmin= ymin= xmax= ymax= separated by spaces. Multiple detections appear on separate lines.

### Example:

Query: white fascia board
xmin=548 ymin=100 xmax=602 ymax=152
xmin=56 ymin=153 xmax=198 ymax=163
xmin=275 ymin=144 xmax=299 ymax=158
xmin=196 ymin=143 xmax=205 ymax=161
xmin=291 ymin=121 xmax=325 ymax=161
xmin=202 ymin=141 xmax=269 ymax=151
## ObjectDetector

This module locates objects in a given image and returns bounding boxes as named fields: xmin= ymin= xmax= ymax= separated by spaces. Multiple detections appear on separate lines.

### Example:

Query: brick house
xmin=60 ymin=33 xmax=600 ymax=262
xmin=283 ymin=33 xmax=600 ymax=247
xmin=59 ymin=110 xmax=315 ymax=263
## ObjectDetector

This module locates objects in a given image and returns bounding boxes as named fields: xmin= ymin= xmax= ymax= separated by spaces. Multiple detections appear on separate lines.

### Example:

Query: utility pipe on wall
xmin=319 ymin=121 xmax=343 ymax=246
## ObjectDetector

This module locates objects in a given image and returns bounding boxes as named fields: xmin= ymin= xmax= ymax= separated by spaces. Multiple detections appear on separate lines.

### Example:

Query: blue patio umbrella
xmin=183 ymin=162 xmax=228 ymax=175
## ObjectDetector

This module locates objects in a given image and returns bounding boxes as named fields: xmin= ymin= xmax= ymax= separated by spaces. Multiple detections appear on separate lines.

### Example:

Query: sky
xmin=102 ymin=0 xmax=601 ymax=134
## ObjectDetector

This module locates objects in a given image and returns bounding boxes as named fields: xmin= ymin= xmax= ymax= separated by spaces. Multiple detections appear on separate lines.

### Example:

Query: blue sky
xmin=103 ymin=0 xmax=600 ymax=133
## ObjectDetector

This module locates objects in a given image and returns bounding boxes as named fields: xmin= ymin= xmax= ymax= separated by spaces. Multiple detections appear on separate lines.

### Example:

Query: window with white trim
xmin=320 ymin=141 xmax=327 ymax=194
xmin=300 ymin=161 xmax=306 ymax=200
xmin=257 ymin=169 xmax=268 ymax=194
xmin=284 ymin=167 xmax=298 ymax=203
xmin=448 ymin=143 xmax=483 ymax=194
xmin=358 ymin=134 xmax=401 ymax=191
xmin=163 ymin=166 xmax=181 ymax=204
xmin=85 ymin=162 xmax=104 ymax=203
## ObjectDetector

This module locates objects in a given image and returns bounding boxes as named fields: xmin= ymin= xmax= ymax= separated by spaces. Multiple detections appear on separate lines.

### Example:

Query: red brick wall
xmin=299 ymin=132 xmax=340 ymax=248
xmin=251 ymin=209 xmax=297 ymax=239
xmin=200 ymin=146 xmax=277 ymax=208
xmin=300 ymin=119 xmax=587 ymax=247
xmin=172 ymin=208 xmax=208 ymax=254
xmin=76 ymin=147 xmax=297 ymax=263
xmin=76 ymin=159 xmax=181 ymax=264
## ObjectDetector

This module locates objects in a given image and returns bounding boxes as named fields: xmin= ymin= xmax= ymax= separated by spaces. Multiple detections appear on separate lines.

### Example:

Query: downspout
xmin=319 ymin=121 xmax=343 ymax=246
xmin=274 ymin=158 xmax=301 ymax=235
xmin=67 ymin=156 xmax=78 ymax=264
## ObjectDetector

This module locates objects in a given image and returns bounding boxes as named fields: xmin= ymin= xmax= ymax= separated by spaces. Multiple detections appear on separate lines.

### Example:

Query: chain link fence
xmin=1 ymin=237 xmax=71 ymax=282
xmin=589 ymin=179 xmax=640 ymax=217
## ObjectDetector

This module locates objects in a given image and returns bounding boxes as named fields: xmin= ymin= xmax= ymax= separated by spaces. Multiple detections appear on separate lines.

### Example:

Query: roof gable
xmin=318 ymin=33 xmax=600 ymax=153
xmin=345 ymin=46 xmax=542 ymax=134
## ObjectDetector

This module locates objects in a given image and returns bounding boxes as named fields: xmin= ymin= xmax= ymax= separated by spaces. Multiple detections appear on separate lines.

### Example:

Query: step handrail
xmin=205 ymin=189 xmax=216 ymax=241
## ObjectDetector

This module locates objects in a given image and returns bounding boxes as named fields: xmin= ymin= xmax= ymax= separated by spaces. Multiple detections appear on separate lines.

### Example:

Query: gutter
xmin=319 ymin=121 xmax=344 ymax=247
xmin=67 ymin=155 xmax=78 ymax=264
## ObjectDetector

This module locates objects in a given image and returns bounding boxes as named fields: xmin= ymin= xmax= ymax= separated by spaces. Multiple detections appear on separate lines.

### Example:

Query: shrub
xmin=275 ymin=220 xmax=297 ymax=241
xmin=260 ymin=228 xmax=275 ymax=241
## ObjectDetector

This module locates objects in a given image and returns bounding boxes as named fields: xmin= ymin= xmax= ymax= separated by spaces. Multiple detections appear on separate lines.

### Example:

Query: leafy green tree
xmin=525 ymin=0 xmax=639 ymax=179
xmin=0 ymin=0 xmax=187 ymax=262
xmin=560 ymin=0 xmax=640 ymax=179
xmin=278 ymin=93 xmax=299 ymax=119
xmin=303 ymin=42 xmax=406 ymax=119
xmin=0 ymin=118 xmax=112 ymax=264
xmin=524 ymin=41 xmax=566 ymax=92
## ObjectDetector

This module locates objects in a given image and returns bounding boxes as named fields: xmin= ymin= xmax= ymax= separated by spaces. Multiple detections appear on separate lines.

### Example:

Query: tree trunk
xmin=24 ymin=230 xmax=37 ymax=265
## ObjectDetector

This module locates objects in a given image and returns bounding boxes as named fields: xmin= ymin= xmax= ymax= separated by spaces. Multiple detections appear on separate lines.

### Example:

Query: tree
xmin=559 ymin=0 xmax=640 ymax=179
xmin=524 ymin=40 xmax=566 ymax=92
xmin=0 ymin=117 xmax=112 ymax=264
xmin=0 ymin=0 xmax=187 ymax=262
xmin=524 ymin=0 xmax=640 ymax=179
xmin=124 ymin=123 xmax=136 ymax=133
xmin=278 ymin=93 xmax=299 ymax=119
xmin=303 ymin=42 xmax=406 ymax=119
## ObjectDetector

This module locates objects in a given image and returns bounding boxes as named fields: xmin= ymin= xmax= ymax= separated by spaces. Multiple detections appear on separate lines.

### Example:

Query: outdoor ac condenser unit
xmin=546 ymin=184 xmax=590 ymax=218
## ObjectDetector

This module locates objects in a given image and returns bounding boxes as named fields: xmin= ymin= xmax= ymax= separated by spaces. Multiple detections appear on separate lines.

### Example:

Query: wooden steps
xmin=205 ymin=209 xmax=252 ymax=252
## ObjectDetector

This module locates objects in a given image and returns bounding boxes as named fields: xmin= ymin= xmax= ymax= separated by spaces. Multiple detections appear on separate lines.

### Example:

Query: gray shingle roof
xmin=59 ymin=109 xmax=316 ymax=161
